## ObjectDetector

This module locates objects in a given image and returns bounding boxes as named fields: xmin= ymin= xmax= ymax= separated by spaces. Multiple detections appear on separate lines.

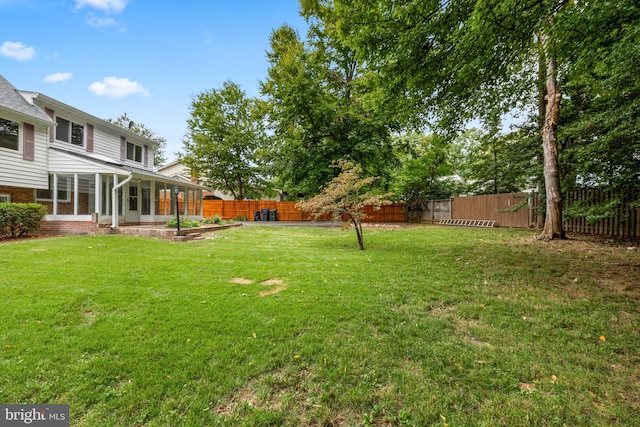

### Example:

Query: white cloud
xmin=0 ymin=41 xmax=35 ymax=61
xmin=88 ymin=77 xmax=151 ymax=98
xmin=43 ymin=72 xmax=73 ymax=84
xmin=86 ymin=13 xmax=118 ymax=28
xmin=75 ymin=0 xmax=128 ymax=14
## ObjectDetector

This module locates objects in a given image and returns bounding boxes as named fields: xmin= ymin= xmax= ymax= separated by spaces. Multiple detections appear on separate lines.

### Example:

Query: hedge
xmin=0 ymin=203 xmax=48 ymax=239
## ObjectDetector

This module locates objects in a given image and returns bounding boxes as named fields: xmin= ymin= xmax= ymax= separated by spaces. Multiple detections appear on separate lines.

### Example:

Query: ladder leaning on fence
xmin=439 ymin=219 xmax=497 ymax=227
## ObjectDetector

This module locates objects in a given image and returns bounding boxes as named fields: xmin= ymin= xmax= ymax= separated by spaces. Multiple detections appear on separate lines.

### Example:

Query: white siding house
xmin=0 ymin=74 xmax=206 ymax=234
xmin=157 ymin=161 xmax=235 ymax=201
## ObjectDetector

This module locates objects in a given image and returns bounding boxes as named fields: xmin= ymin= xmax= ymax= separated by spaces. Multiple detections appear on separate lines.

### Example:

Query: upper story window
xmin=126 ymin=141 xmax=143 ymax=163
xmin=56 ymin=116 xmax=84 ymax=146
xmin=0 ymin=117 xmax=19 ymax=151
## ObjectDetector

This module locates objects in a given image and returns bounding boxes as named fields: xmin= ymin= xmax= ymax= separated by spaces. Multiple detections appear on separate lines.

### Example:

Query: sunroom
xmin=38 ymin=147 xmax=207 ymax=233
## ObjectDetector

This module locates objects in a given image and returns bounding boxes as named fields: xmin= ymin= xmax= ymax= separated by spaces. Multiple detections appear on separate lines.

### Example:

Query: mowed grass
xmin=1 ymin=225 xmax=639 ymax=426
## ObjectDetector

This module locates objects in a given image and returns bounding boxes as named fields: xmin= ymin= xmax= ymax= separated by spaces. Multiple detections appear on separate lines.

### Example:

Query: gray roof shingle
xmin=0 ymin=74 xmax=54 ymax=123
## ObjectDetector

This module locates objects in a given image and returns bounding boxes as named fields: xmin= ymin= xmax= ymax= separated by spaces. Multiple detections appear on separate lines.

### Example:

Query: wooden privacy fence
xmin=199 ymin=189 xmax=639 ymax=237
xmin=563 ymin=189 xmax=640 ymax=238
xmin=413 ymin=193 xmax=535 ymax=228
xmin=452 ymin=192 xmax=535 ymax=228
xmin=203 ymin=200 xmax=406 ymax=223
xmin=414 ymin=190 xmax=639 ymax=237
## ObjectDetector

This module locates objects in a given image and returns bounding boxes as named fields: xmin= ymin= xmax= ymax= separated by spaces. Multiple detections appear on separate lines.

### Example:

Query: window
xmin=129 ymin=185 xmax=138 ymax=211
xmin=141 ymin=181 xmax=151 ymax=215
xmin=126 ymin=142 xmax=143 ymax=162
xmin=36 ymin=174 xmax=70 ymax=201
xmin=55 ymin=116 xmax=84 ymax=146
xmin=0 ymin=118 xmax=19 ymax=151
xmin=0 ymin=194 xmax=11 ymax=203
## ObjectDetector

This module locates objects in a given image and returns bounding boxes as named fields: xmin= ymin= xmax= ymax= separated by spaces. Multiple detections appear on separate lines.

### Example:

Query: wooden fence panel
xmin=451 ymin=193 xmax=533 ymax=228
xmin=563 ymin=189 xmax=640 ymax=238
xmin=202 ymin=200 xmax=406 ymax=222
xmin=362 ymin=203 xmax=406 ymax=222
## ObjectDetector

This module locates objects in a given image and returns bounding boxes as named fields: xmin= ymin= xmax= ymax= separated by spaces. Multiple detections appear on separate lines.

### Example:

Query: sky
xmin=0 ymin=0 xmax=308 ymax=163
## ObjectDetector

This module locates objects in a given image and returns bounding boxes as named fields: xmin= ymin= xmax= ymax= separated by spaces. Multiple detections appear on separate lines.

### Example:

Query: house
xmin=157 ymin=160 xmax=284 ymax=202
xmin=157 ymin=160 xmax=234 ymax=200
xmin=0 ymin=74 xmax=206 ymax=234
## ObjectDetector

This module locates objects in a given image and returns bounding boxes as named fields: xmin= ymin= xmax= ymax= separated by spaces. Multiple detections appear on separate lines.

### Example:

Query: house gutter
xmin=111 ymin=172 xmax=133 ymax=229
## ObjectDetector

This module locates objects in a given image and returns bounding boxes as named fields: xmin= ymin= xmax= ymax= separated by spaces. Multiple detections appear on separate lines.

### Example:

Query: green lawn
xmin=1 ymin=225 xmax=638 ymax=426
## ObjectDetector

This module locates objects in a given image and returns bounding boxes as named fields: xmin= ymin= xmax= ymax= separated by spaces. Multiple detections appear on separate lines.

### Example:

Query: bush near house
xmin=0 ymin=203 xmax=47 ymax=239
xmin=166 ymin=217 xmax=201 ymax=228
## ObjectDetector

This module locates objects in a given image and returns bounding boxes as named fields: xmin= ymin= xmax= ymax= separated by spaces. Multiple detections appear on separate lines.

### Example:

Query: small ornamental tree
xmin=296 ymin=159 xmax=392 ymax=250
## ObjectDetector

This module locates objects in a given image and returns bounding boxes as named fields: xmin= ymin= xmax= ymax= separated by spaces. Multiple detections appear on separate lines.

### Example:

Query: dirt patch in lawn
xmin=230 ymin=277 xmax=254 ymax=285
xmin=259 ymin=279 xmax=287 ymax=296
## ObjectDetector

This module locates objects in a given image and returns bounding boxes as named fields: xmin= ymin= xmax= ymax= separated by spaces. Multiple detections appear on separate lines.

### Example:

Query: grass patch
xmin=1 ymin=226 xmax=639 ymax=426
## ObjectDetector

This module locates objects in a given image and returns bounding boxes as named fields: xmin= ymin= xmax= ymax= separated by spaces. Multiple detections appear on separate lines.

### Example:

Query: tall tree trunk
xmin=538 ymin=32 xmax=566 ymax=241
xmin=536 ymin=46 xmax=546 ymax=229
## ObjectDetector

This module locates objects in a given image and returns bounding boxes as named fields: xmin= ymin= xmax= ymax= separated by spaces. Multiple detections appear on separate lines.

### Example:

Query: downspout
xmin=111 ymin=172 xmax=133 ymax=229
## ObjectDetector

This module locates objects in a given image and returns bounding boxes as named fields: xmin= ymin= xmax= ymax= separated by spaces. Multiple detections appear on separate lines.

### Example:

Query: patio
xmin=115 ymin=222 xmax=242 ymax=241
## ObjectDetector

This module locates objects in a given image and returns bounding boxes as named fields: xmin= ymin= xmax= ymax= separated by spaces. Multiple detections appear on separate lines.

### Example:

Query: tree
xmin=391 ymin=132 xmax=465 ymax=217
xmin=107 ymin=113 xmax=167 ymax=166
xmin=558 ymin=7 xmax=640 ymax=194
xmin=180 ymin=81 xmax=268 ymax=200
xmin=261 ymin=17 xmax=396 ymax=198
xmin=459 ymin=126 xmax=538 ymax=195
xmin=321 ymin=0 xmax=640 ymax=240
xmin=296 ymin=159 xmax=392 ymax=250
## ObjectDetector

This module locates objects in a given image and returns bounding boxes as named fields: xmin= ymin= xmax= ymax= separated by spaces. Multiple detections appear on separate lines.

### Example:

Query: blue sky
xmin=0 ymin=0 xmax=308 ymax=162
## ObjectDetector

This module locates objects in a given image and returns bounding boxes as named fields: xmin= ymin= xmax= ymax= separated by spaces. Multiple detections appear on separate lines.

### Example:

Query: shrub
xmin=0 ymin=203 xmax=48 ymax=239
xmin=166 ymin=217 xmax=200 ymax=228
xmin=203 ymin=215 xmax=225 ymax=225
xmin=232 ymin=215 xmax=246 ymax=222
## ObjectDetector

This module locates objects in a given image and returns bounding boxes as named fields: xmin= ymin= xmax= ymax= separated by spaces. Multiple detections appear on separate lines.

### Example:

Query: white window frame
xmin=0 ymin=117 xmax=21 ymax=153
xmin=35 ymin=174 xmax=72 ymax=202
xmin=55 ymin=116 xmax=85 ymax=147
xmin=0 ymin=194 xmax=11 ymax=203
xmin=126 ymin=141 xmax=143 ymax=163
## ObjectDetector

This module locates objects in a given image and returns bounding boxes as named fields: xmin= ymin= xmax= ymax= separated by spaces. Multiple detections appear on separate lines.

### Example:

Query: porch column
xmin=112 ymin=173 xmax=118 ymax=228
xmin=94 ymin=173 xmax=100 ymax=215
xmin=73 ymin=174 xmax=79 ymax=216
xmin=52 ymin=173 xmax=58 ymax=215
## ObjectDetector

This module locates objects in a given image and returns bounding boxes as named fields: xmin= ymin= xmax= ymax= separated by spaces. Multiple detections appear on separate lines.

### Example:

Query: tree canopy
xmin=181 ymin=81 xmax=269 ymax=200
xmin=261 ymin=16 xmax=397 ymax=199
xmin=309 ymin=0 xmax=640 ymax=239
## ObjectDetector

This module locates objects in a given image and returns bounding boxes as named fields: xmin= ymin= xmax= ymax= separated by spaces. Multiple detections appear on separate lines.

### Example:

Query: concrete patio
xmin=115 ymin=222 xmax=242 ymax=241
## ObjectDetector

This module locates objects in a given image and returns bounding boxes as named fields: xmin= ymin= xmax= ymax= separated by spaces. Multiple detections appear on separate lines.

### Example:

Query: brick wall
xmin=39 ymin=221 xmax=107 ymax=236
xmin=0 ymin=186 xmax=35 ymax=203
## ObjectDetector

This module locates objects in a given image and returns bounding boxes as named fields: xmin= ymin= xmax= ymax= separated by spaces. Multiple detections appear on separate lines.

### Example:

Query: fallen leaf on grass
xmin=599 ymin=335 xmax=606 ymax=342
xmin=519 ymin=382 xmax=535 ymax=391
